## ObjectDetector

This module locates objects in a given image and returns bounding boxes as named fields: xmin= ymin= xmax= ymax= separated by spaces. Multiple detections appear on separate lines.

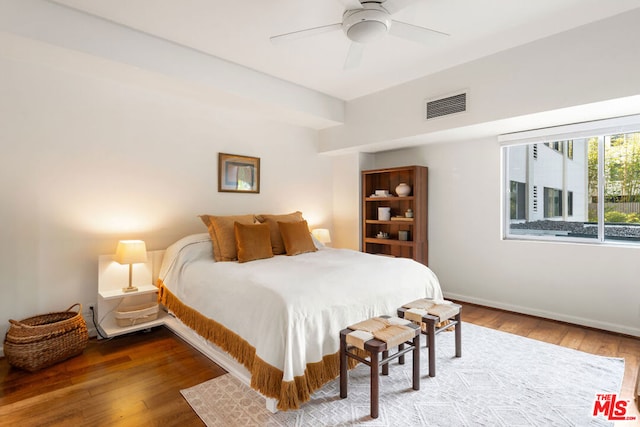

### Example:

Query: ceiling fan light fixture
xmin=342 ymin=4 xmax=391 ymax=43
xmin=347 ymin=20 xmax=388 ymax=42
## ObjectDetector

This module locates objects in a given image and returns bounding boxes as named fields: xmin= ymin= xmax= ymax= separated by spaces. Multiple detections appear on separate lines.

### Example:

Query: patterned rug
xmin=181 ymin=323 xmax=624 ymax=426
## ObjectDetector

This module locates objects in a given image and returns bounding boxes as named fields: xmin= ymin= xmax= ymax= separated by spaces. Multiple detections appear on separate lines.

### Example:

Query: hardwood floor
xmin=0 ymin=326 xmax=225 ymax=426
xmin=1 ymin=303 xmax=638 ymax=426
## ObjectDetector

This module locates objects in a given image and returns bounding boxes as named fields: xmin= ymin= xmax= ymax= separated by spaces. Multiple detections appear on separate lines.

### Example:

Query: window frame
xmin=499 ymin=115 xmax=640 ymax=246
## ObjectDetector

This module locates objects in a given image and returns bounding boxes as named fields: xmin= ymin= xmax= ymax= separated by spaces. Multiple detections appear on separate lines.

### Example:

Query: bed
xmin=157 ymin=231 xmax=443 ymax=411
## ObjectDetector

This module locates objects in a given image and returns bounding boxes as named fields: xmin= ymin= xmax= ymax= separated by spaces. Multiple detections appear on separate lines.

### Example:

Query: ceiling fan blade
xmin=336 ymin=0 xmax=364 ymax=10
xmin=270 ymin=23 xmax=342 ymax=44
xmin=381 ymin=0 xmax=417 ymax=14
xmin=389 ymin=20 xmax=449 ymax=45
xmin=343 ymin=42 xmax=365 ymax=70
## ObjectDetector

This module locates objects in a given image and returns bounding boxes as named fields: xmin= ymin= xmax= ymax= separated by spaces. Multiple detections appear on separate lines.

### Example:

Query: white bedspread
xmin=159 ymin=234 xmax=443 ymax=384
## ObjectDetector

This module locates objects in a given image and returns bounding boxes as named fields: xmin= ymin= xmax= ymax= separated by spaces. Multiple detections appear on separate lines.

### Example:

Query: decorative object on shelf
xmin=398 ymin=230 xmax=409 ymax=241
xmin=374 ymin=189 xmax=390 ymax=197
xmin=391 ymin=216 xmax=413 ymax=222
xmin=395 ymin=183 xmax=411 ymax=197
xmin=218 ymin=153 xmax=260 ymax=193
xmin=3 ymin=303 xmax=88 ymax=371
xmin=378 ymin=207 xmax=391 ymax=221
xmin=114 ymin=240 xmax=148 ymax=293
xmin=376 ymin=231 xmax=390 ymax=239
xmin=405 ymin=208 xmax=414 ymax=218
xmin=311 ymin=228 xmax=332 ymax=246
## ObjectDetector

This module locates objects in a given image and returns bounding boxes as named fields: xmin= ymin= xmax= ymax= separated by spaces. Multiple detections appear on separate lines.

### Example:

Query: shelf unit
xmin=361 ymin=165 xmax=428 ymax=265
xmin=97 ymin=285 xmax=166 ymax=337
xmin=97 ymin=252 xmax=166 ymax=338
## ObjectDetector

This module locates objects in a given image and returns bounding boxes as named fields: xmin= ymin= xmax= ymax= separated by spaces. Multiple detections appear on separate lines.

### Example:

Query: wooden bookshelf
xmin=361 ymin=165 xmax=428 ymax=265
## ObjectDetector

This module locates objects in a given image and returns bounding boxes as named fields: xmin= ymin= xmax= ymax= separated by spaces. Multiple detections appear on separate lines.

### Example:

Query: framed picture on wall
xmin=218 ymin=153 xmax=260 ymax=193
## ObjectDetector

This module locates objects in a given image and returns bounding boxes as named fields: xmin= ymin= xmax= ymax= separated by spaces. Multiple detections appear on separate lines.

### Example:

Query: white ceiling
xmin=50 ymin=0 xmax=640 ymax=101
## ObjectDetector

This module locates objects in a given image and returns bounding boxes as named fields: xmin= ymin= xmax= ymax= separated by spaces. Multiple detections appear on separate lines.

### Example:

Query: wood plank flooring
xmin=1 ymin=303 xmax=638 ymax=426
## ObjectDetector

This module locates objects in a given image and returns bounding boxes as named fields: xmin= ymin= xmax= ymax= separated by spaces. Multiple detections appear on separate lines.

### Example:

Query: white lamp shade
xmin=114 ymin=240 xmax=148 ymax=265
xmin=312 ymin=229 xmax=331 ymax=244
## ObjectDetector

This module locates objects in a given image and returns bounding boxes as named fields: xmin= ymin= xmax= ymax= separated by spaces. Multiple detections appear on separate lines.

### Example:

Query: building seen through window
xmin=504 ymin=130 xmax=640 ymax=243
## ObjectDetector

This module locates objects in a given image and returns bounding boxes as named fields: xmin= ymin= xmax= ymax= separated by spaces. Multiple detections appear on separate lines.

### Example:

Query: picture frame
xmin=218 ymin=153 xmax=260 ymax=193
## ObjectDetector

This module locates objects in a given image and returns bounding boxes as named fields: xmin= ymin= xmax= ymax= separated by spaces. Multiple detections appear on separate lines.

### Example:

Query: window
xmin=501 ymin=116 xmax=640 ymax=244
xmin=544 ymin=141 xmax=563 ymax=153
xmin=544 ymin=140 xmax=574 ymax=159
xmin=567 ymin=140 xmax=574 ymax=160
xmin=510 ymin=181 xmax=526 ymax=220
xmin=542 ymin=188 xmax=573 ymax=218
xmin=544 ymin=187 xmax=562 ymax=218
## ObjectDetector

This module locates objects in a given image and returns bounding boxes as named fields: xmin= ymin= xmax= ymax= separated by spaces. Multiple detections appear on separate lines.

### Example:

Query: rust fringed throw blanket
xmin=157 ymin=233 xmax=443 ymax=410
xmin=159 ymin=284 xmax=355 ymax=410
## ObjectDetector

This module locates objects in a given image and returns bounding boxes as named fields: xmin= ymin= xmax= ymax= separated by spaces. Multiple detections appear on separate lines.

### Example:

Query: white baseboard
xmin=87 ymin=327 xmax=98 ymax=338
xmin=444 ymin=292 xmax=640 ymax=338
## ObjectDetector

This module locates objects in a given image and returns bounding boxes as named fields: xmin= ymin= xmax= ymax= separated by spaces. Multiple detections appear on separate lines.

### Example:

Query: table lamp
xmin=312 ymin=228 xmax=332 ymax=246
xmin=114 ymin=240 xmax=147 ymax=293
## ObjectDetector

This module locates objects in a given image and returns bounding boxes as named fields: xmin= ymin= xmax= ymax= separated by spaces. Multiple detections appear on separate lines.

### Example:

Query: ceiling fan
xmin=270 ymin=0 xmax=449 ymax=69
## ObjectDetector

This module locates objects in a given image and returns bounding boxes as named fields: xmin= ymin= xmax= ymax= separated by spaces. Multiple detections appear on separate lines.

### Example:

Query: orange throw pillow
xmin=255 ymin=211 xmax=304 ymax=255
xmin=234 ymin=222 xmax=274 ymax=263
xmin=199 ymin=214 xmax=255 ymax=261
xmin=278 ymin=220 xmax=317 ymax=256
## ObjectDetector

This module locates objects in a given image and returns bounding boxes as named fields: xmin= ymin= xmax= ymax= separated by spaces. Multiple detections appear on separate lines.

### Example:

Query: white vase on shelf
xmin=395 ymin=183 xmax=411 ymax=197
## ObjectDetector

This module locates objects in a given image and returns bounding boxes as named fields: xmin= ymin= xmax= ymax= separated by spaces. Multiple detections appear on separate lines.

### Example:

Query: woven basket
xmin=3 ymin=303 xmax=88 ymax=372
xmin=115 ymin=301 xmax=159 ymax=327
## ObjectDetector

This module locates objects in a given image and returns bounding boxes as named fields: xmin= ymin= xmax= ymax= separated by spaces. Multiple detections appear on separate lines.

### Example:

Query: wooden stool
xmin=397 ymin=299 xmax=462 ymax=377
xmin=339 ymin=316 xmax=420 ymax=419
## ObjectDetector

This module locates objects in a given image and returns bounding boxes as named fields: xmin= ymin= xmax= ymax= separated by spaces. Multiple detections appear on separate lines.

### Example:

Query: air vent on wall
xmin=425 ymin=91 xmax=467 ymax=120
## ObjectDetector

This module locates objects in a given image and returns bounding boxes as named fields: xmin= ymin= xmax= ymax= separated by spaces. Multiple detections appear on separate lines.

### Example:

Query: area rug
xmin=181 ymin=323 xmax=624 ymax=426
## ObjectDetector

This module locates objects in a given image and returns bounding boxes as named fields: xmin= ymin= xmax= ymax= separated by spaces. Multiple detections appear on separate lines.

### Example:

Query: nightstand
xmin=97 ymin=252 xmax=166 ymax=338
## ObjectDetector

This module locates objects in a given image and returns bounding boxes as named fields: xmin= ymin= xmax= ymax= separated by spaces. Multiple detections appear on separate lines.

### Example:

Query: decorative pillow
xmin=199 ymin=214 xmax=212 ymax=229
xmin=278 ymin=220 xmax=317 ymax=256
xmin=199 ymin=214 xmax=255 ymax=261
xmin=255 ymin=211 xmax=304 ymax=255
xmin=234 ymin=222 xmax=274 ymax=263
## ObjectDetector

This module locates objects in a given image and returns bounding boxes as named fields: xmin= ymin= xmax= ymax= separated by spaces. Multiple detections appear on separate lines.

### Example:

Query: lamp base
xmin=122 ymin=286 xmax=139 ymax=293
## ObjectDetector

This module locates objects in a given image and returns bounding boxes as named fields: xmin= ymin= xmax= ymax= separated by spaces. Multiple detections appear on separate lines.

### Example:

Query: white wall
xmin=373 ymin=140 xmax=640 ymax=337
xmin=0 ymin=54 xmax=334 ymax=345
xmin=330 ymin=152 xmax=375 ymax=250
